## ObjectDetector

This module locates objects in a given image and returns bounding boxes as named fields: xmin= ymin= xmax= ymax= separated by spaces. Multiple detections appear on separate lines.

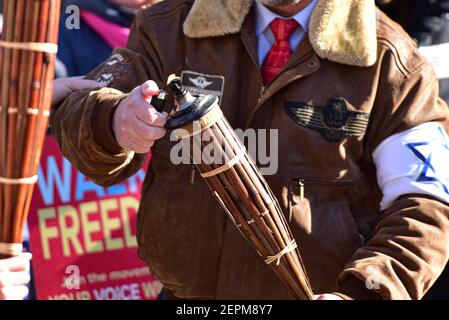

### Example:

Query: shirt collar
xmin=254 ymin=0 xmax=318 ymax=36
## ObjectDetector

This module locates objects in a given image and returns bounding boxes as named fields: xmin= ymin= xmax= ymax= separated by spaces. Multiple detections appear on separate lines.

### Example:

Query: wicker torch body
xmin=166 ymin=76 xmax=314 ymax=300
xmin=0 ymin=0 xmax=61 ymax=258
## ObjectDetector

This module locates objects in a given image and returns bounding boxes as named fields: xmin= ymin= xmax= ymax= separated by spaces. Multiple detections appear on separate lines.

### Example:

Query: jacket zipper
xmin=240 ymin=31 xmax=265 ymax=127
xmin=243 ymin=53 xmax=316 ymax=129
xmin=298 ymin=179 xmax=305 ymax=202
xmin=190 ymin=165 xmax=196 ymax=184
xmin=293 ymin=176 xmax=364 ymax=201
xmin=294 ymin=176 xmax=363 ymax=186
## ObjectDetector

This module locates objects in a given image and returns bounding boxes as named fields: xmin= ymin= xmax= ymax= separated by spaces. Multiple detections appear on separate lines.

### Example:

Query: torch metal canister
xmin=164 ymin=75 xmax=314 ymax=300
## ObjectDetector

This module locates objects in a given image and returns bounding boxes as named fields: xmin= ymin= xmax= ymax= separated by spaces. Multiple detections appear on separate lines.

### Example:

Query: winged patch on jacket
xmin=284 ymin=98 xmax=370 ymax=143
xmin=189 ymin=76 xmax=213 ymax=89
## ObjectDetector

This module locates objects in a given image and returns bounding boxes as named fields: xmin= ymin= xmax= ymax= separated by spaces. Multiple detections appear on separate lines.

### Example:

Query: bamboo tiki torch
xmin=164 ymin=75 xmax=314 ymax=300
xmin=0 ymin=0 xmax=61 ymax=258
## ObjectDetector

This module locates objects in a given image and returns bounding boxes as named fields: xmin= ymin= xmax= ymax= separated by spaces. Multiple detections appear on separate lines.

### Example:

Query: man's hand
xmin=0 ymin=253 xmax=32 ymax=300
xmin=113 ymin=80 xmax=168 ymax=153
xmin=52 ymin=77 xmax=106 ymax=107
xmin=315 ymin=294 xmax=344 ymax=300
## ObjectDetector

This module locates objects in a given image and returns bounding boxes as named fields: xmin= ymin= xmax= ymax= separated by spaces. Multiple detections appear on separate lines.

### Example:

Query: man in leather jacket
xmin=51 ymin=0 xmax=449 ymax=299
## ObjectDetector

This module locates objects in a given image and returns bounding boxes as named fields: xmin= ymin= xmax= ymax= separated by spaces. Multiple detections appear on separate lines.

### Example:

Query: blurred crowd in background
xmin=377 ymin=0 xmax=449 ymax=102
xmin=0 ymin=0 xmax=449 ymax=300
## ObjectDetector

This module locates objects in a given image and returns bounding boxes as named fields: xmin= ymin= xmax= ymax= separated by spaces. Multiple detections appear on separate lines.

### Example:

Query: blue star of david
xmin=406 ymin=127 xmax=449 ymax=195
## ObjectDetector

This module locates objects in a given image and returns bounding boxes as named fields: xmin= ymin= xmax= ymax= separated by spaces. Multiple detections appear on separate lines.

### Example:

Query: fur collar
xmin=183 ymin=0 xmax=377 ymax=67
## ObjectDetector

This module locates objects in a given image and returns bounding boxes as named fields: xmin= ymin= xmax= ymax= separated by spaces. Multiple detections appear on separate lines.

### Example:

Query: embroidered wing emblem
xmin=284 ymin=98 xmax=370 ymax=143
xmin=181 ymin=71 xmax=225 ymax=100
xmin=189 ymin=76 xmax=213 ymax=90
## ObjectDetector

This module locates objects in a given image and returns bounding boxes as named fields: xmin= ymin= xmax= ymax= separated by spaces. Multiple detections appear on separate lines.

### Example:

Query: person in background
xmin=377 ymin=0 xmax=449 ymax=102
xmin=377 ymin=0 xmax=449 ymax=300
xmin=0 ymin=253 xmax=31 ymax=300
xmin=0 ymin=77 xmax=104 ymax=300
xmin=57 ymin=0 xmax=162 ymax=77
xmin=52 ymin=77 xmax=106 ymax=107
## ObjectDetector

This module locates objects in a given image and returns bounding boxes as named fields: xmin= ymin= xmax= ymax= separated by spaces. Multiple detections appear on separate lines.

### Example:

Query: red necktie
xmin=261 ymin=18 xmax=300 ymax=85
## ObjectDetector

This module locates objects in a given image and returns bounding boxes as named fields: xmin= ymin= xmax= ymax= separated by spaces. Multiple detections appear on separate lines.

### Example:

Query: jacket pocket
xmin=289 ymin=176 xmax=364 ymax=204
xmin=287 ymin=176 xmax=366 ymax=291
xmin=289 ymin=176 xmax=366 ymax=239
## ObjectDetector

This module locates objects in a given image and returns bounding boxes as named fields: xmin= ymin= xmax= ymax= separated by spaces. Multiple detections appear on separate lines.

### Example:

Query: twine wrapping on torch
xmin=265 ymin=240 xmax=298 ymax=266
xmin=26 ymin=108 xmax=50 ymax=117
xmin=0 ymin=175 xmax=38 ymax=185
xmin=0 ymin=41 xmax=58 ymax=54
xmin=7 ymin=107 xmax=18 ymax=114
xmin=1 ymin=107 xmax=50 ymax=116
xmin=200 ymin=147 xmax=246 ymax=178
xmin=0 ymin=242 xmax=23 ymax=256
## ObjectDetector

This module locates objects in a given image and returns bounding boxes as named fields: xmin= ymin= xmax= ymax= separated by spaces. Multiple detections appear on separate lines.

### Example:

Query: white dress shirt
xmin=254 ymin=0 xmax=318 ymax=66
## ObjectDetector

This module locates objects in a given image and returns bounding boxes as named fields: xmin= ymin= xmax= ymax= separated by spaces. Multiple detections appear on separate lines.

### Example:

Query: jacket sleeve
xmin=51 ymin=10 xmax=162 ymax=187
xmin=337 ymin=61 xmax=449 ymax=300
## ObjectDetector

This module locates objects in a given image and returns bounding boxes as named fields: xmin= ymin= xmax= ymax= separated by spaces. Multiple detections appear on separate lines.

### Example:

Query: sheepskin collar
xmin=183 ymin=0 xmax=377 ymax=67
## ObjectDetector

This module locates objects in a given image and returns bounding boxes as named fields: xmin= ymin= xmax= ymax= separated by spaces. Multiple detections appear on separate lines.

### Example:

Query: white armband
xmin=373 ymin=122 xmax=449 ymax=210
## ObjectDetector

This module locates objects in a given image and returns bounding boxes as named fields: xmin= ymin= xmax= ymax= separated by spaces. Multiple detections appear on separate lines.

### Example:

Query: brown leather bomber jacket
xmin=51 ymin=0 xmax=449 ymax=299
